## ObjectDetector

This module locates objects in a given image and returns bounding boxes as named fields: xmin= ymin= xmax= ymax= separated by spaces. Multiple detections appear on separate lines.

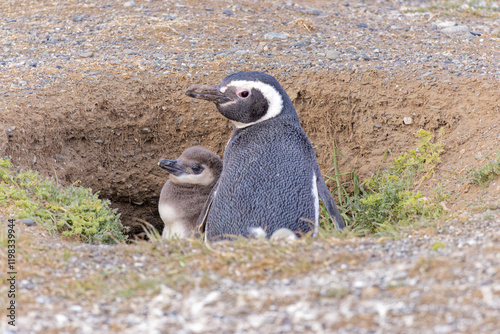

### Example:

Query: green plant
xmin=391 ymin=129 xmax=445 ymax=183
xmin=427 ymin=0 xmax=499 ymax=18
xmin=323 ymin=288 xmax=349 ymax=298
xmin=325 ymin=129 xmax=446 ymax=235
xmin=470 ymin=152 xmax=500 ymax=186
xmin=325 ymin=142 xmax=367 ymax=225
xmin=401 ymin=7 xmax=429 ymax=13
xmin=432 ymin=240 xmax=446 ymax=251
xmin=0 ymin=158 xmax=127 ymax=244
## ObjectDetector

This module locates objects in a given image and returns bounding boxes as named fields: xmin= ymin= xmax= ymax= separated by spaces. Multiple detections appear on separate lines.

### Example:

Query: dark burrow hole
xmin=111 ymin=201 xmax=165 ymax=241
xmin=4 ymin=72 xmax=465 ymax=243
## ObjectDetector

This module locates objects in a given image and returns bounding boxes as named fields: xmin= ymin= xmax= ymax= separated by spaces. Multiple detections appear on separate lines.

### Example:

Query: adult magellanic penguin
xmin=185 ymin=71 xmax=345 ymax=241
xmin=158 ymin=146 xmax=222 ymax=239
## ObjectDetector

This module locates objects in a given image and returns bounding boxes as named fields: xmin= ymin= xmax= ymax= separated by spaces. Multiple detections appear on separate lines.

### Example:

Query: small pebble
xmin=55 ymin=154 xmax=66 ymax=162
xmin=35 ymin=296 xmax=50 ymax=304
xmin=123 ymin=49 xmax=138 ymax=55
xmin=305 ymin=9 xmax=321 ymax=16
xmin=55 ymin=314 xmax=68 ymax=326
xmin=79 ymin=51 xmax=94 ymax=58
xmin=326 ymin=49 xmax=341 ymax=60
xmin=358 ymin=22 xmax=368 ymax=28
xmin=435 ymin=21 xmax=456 ymax=28
xmin=294 ymin=41 xmax=310 ymax=48
xmin=72 ymin=15 xmax=84 ymax=22
xmin=434 ymin=325 xmax=454 ymax=334
xmin=20 ymin=219 xmax=35 ymax=226
xmin=403 ymin=117 xmax=413 ymax=125
xmin=123 ymin=0 xmax=135 ymax=7
xmin=256 ymin=42 xmax=267 ymax=52
xmin=441 ymin=25 xmax=469 ymax=33
xmin=222 ymin=10 xmax=233 ymax=16
xmin=264 ymin=32 xmax=288 ymax=40
xmin=69 ymin=305 xmax=83 ymax=313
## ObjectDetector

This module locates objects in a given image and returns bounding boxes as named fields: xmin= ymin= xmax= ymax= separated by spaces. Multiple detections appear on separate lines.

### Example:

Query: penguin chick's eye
xmin=191 ymin=165 xmax=203 ymax=174
xmin=237 ymin=90 xmax=250 ymax=98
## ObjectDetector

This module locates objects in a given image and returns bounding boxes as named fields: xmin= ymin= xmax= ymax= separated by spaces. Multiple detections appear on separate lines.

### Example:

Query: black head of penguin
xmin=158 ymin=146 xmax=222 ymax=187
xmin=185 ymin=71 xmax=297 ymax=128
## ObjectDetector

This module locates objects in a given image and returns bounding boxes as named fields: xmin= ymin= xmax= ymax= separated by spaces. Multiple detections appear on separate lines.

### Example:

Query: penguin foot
xmin=270 ymin=228 xmax=298 ymax=241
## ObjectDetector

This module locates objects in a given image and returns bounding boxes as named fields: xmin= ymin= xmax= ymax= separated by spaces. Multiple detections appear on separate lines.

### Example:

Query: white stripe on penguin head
xmin=223 ymin=80 xmax=284 ymax=129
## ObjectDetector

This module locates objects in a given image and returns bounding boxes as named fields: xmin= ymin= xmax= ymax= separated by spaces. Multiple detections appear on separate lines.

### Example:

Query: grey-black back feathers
xmin=186 ymin=71 xmax=345 ymax=241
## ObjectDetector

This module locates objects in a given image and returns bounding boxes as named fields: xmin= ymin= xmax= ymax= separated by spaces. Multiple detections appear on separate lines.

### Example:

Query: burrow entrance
xmin=3 ymin=70 xmax=486 ymax=237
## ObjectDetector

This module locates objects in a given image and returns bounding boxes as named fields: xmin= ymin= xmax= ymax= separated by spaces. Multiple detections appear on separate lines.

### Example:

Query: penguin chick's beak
xmin=185 ymin=84 xmax=225 ymax=102
xmin=158 ymin=159 xmax=184 ymax=176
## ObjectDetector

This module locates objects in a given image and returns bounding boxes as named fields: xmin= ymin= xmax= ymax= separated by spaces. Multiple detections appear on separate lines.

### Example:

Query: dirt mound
xmin=2 ymin=69 xmax=499 ymax=235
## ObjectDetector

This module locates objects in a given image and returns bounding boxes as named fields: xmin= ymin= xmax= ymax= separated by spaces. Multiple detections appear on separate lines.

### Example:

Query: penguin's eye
xmin=191 ymin=165 xmax=203 ymax=174
xmin=237 ymin=90 xmax=250 ymax=98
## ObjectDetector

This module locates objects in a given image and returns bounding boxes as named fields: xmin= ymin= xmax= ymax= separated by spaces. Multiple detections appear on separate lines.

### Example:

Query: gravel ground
xmin=1 ymin=0 xmax=500 ymax=108
xmin=1 ymin=205 xmax=499 ymax=334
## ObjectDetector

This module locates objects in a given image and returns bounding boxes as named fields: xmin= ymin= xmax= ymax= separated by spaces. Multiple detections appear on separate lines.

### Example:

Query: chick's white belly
xmin=159 ymin=202 xmax=189 ymax=239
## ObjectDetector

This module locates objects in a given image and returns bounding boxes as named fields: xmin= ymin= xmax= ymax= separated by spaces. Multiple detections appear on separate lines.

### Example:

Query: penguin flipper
xmin=196 ymin=180 xmax=219 ymax=238
xmin=316 ymin=174 xmax=345 ymax=230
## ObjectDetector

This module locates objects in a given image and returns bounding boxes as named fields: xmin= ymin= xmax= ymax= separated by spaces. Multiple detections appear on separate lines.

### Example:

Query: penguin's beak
xmin=158 ymin=159 xmax=184 ymax=176
xmin=185 ymin=84 xmax=225 ymax=102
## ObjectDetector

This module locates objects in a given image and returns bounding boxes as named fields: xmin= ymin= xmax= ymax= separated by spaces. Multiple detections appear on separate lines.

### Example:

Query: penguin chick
xmin=158 ymin=146 xmax=222 ymax=239
xmin=186 ymin=71 xmax=345 ymax=241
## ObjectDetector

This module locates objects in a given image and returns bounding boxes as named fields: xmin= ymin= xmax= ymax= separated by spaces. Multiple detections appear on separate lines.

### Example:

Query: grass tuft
xmin=469 ymin=152 xmax=500 ymax=186
xmin=324 ymin=129 xmax=447 ymax=235
xmin=432 ymin=240 xmax=446 ymax=251
xmin=428 ymin=0 xmax=500 ymax=18
xmin=0 ymin=158 xmax=127 ymax=244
